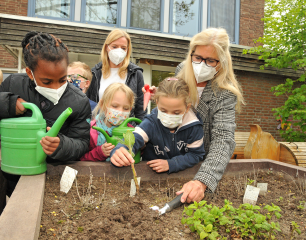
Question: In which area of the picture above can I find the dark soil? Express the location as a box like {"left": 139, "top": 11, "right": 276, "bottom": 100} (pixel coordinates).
{"left": 39, "top": 170, "right": 306, "bottom": 240}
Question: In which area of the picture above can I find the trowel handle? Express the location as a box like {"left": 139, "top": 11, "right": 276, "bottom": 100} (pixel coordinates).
{"left": 167, "top": 193, "right": 184, "bottom": 211}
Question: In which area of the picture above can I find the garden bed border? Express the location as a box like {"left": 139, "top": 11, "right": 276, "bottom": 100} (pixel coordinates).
{"left": 0, "top": 159, "right": 305, "bottom": 240}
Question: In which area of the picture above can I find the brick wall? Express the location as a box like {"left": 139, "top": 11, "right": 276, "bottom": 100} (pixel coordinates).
{"left": 0, "top": 0, "right": 28, "bottom": 69}
{"left": 235, "top": 70, "right": 287, "bottom": 141}
{"left": 0, "top": 0, "right": 28, "bottom": 16}
{"left": 0, "top": 46, "right": 18, "bottom": 68}
{"left": 239, "top": 0, "right": 265, "bottom": 47}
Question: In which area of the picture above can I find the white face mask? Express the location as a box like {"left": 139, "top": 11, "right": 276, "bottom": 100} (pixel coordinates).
{"left": 157, "top": 108, "right": 185, "bottom": 129}
{"left": 105, "top": 107, "right": 130, "bottom": 126}
{"left": 108, "top": 46, "right": 127, "bottom": 65}
{"left": 31, "top": 70, "right": 67, "bottom": 105}
{"left": 192, "top": 62, "right": 218, "bottom": 83}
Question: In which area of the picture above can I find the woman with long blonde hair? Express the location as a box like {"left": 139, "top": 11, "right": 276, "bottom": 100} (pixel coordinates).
{"left": 144, "top": 28, "right": 244, "bottom": 203}
{"left": 175, "top": 28, "right": 244, "bottom": 203}
{"left": 87, "top": 29, "right": 146, "bottom": 120}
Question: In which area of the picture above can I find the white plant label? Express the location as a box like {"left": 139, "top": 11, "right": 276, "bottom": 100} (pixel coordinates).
{"left": 60, "top": 166, "right": 78, "bottom": 194}
{"left": 257, "top": 183, "right": 268, "bottom": 196}
{"left": 243, "top": 185, "right": 260, "bottom": 205}
{"left": 130, "top": 177, "right": 141, "bottom": 197}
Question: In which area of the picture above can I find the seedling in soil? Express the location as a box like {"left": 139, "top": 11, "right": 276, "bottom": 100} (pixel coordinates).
{"left": 181, "top": 199, "right": 294, "bottom": 240}
{"left": 290, "top": 221, "right": 301, "bottom": 239}
{"left": 297, "top": 201, "right": 305, "bottom": 210}
{"left": 247, "top": 178, "right": 255, "bottom": 185}
{"left": 276, "top": 196, "right": 283, "bottom": 202}
{"left": 116, "top": 130, "right": 139, "bottom": 195}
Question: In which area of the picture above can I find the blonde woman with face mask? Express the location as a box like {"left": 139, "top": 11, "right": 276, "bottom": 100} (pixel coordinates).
{"left": 86, "top": 29, "right": 146, "bottom": 121}
{"left": 143, "top": 28, "right": 245, "bottom": 204}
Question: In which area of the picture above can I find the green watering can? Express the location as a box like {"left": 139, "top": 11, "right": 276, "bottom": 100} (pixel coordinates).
{"left": 92, "top": 117, "right": 142, "bottom": 163}
{"left": 0, "top": 102, "right": 72, "bottom": 175}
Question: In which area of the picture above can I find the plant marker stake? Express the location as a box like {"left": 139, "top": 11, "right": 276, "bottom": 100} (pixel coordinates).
{"left": 143, "top": 84, "right": 152, "bottom": 111}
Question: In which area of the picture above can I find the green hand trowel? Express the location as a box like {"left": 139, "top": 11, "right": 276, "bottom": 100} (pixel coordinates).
{"left": 0, "top": 102, "right": 72, "bottom": 175}
{"left": 92, "top": 117, "right": 142, "bottom": 163}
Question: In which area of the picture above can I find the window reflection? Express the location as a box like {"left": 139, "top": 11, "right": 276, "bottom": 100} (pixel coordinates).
{"left": 172, "top": 0, "right": 199, "bottom": 36}
{"left": 85, "top": 0, "right": 117, "bottom": 24}
{"left": 35, "top": 0, "right": 70, "bottom": 18}
{"left": 130, "top": 0, "right": 161, "bottom": 31}
{"left": 210, "top": 0, "right": 235, "bottom": 42}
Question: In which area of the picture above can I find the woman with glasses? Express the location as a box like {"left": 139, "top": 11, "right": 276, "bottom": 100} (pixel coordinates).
{"left": 86, "top": 29, "right": 146, "bottom": 120}
{"left": 175, "top": 28, "right": 244, "bottom": 203}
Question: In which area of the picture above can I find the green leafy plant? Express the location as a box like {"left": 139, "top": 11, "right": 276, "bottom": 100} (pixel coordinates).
{"left": 243, "top": 0, "right": 306, "bottom": 142}
{"left": 181, "top": 199, "right": 292, "bottom": 239}
{"left": 290, "top": 221, "right": 301, "bottom": 239}
{"left": 115, "top": 130, "right": 139, "bottom": 194}
{"left": 247, "top": 178, "right": 255, "bottom": 185}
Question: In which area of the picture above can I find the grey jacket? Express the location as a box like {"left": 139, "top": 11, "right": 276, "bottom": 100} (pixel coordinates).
{"left": 86, "top": 62, "right": 146, "bottom": 121}
{"left": 176, "top": 63, "right": 236, "bottom": 192}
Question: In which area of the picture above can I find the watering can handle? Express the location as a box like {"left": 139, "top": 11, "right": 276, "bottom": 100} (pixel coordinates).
{"left": 121, "top": 117, "right": 142, "bottom": 127}
{"left": 21, "top": 102, "right": 44, "bottom": 122}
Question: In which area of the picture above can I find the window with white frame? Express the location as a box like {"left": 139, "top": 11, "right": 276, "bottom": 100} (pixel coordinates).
{"left": 28, "top": 0, "right": 240, "bottom": 44}
{"left": 34, "top": 0, "right": 71, "bottom": 19}
{"left": 84, "top": 0, "right": 118, "bottom": 24}
{"left": 129, "top": 0, "right": 162, "bottom": 31}
{"left": 208, "top": 0, "right": 239, "bottom": 43}
{"left": 170, "top": 0, "right": 201, "bottom": 37}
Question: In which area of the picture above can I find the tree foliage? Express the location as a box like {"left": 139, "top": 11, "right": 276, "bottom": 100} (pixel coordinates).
{"left": 244, "top": 0, "right": 306, "bottom": 142}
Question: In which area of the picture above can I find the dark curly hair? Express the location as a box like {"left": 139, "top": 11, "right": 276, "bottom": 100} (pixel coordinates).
{"left": 21, "top": 31, "right": 69, "bottom": 71}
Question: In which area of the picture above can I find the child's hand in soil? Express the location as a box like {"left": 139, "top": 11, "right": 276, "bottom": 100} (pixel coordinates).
{"left": 101, "top": 143, "right": 115, "bottom": 157}
{"left": 147, "top": 159, "right": 169, "bottom": 173}
{"left": 111, "top": 147, "right": 134, "bottom": 167}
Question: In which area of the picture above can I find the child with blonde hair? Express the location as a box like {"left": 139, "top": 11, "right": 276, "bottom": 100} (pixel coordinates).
{"left": 110, "top": 78, "right": 205, "bottom": 173}
{"left": 81, "top": 83, "right": 135, "bottom": 161}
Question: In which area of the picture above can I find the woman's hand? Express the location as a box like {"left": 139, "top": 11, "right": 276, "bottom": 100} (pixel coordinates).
{"left": 110, "top": 147, "right": 134, "bottom": 167}
{"left": 176, "top": 180, "right": 207, "bottom": 203}
{"left": 40, "top": 127, "right": 60, "bottom": 155}
{"left": 141, "top": 86, "right": 157, "bottom": 100}
{"left": 101, "top": 143, "right": 115, "bottom": 156}
{"left": 16, "top": 98, "right": 27, "bottom": 115}
{"left": 147, "top": 159, "right": 169, "bottom": 173}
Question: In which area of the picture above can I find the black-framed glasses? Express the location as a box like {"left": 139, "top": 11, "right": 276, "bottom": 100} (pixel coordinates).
{"left": 191, "top": 54, "right": 219, "bottom": 67}
{"left": 67, "top": 74, "right": 88, "bottom": 81}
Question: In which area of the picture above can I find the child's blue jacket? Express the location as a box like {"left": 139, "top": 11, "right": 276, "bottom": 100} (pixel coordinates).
{"left": 110, "top": 108, "right": 205, "bottom": 173}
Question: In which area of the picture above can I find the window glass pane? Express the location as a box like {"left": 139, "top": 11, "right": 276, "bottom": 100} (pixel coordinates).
{"left": 3, "top": 73, "right": 13, "bottom": 81}
{"left": 130, "top": 0, "right": 161, "bottom": 31}
{"left": 35, "top": 0, "right": 70, "bottom": 18}
{"left": 150, "top": 70, "right": 175, "bottom": 110}
{"left": 85, "top": 0, "right": 117, "bottom": 24}
{"left": 210, "top": 0, "right": 235, "bottom": 42}
{"left": 172, "top": 0, "right": 199, "bottom": 36}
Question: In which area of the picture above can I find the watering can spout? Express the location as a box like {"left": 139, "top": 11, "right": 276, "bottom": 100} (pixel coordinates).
{"left": 92, "top": 126, "right": 114, "bottom": 144}
{"left": 46, "top": 107, "right": 73, "bottom": 137}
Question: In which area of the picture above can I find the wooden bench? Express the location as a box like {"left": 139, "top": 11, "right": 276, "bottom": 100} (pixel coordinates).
{"left": 279, "top": 142, "right": 306, "bottom": 167}
{"left": 231, "top": 132, "right": 250, "bottom": 159}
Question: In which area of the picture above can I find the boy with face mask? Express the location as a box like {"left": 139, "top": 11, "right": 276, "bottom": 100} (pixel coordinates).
{"left": 67, "top": 61, "right": 97, "bottom": 111}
